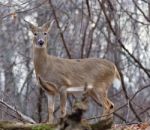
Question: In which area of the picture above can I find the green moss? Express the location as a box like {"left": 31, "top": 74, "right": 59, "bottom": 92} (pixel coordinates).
{"left": 91, "top": 117, "right": 113, "bottom": 130}
{"left": 32, "top": 124, "right": 54, "bottom": 130}
{"left": 0, "top": 121, "right": 16, "bottom": 128}
{"left": 81, "top": 120, "right": 92, "bottom": 130}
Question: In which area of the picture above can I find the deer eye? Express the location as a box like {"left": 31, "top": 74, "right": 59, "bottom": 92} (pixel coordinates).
{"left": 44, "top": 32, "right": 47, "bottom": 35}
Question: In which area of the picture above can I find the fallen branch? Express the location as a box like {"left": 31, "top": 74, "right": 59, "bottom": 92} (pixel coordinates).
{"left": 0, "top": 121, "right": 54, "bottom": 130}
{"left": 0, "top": 113, "right": 113, "bottom": 130}
{"left": 0, "top": 99, "right": 36, "bottom": 123}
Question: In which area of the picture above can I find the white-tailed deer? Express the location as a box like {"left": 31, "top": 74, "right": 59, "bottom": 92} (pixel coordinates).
{"left": 26, "top": 20, "right": 121, "bottom": 123}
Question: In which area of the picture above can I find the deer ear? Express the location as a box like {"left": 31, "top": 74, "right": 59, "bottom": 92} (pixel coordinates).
{"left": 42, "top": 20, "right": 55, "bottom": 32}
{"left": 24, "top": 20, "right": 37, "bottom": 33}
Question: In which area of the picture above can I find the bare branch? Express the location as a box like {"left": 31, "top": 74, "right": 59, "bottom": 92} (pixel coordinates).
{"left": 48, "top": 0, "right": 72, "bottom": 58}
{"left": 132, "top": 0, "right": 150, "bottom": 22}
{"left": 0, "top": 99, "right": 36, "bottom": 123}
{"left": 98, "top": 0, "right": 150, "bottom": 78}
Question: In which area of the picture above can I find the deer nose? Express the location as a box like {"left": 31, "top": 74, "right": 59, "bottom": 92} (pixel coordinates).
{"left": 37, "top": 39, "right": 44, "bottom": 46}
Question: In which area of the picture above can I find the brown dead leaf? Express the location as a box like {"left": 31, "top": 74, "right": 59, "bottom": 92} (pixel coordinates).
{"left": 112, "top": 123, "right": 150, "bottom": 130}
{"left": 145, "top": 126, "right": 150, "bottom": 130}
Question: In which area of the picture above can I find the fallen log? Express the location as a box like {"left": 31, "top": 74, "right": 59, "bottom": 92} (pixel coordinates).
{"left": 0, "top": 107, "right": 113, "bottom": 130}
{"left": 0, "top": 121, "right": 54, "bottom": 130}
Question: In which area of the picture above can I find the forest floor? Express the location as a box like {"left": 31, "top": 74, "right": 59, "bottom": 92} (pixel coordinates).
{"left": 0, "top": 121, "right": 150, "bottom": 130}
{"left": 111, "top": 123, "right": 150, "bottom": 130}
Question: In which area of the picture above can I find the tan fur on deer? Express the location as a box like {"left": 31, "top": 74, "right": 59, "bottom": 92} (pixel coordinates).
{"left": 26, "top": 20, "right": 121, "bottom": 123}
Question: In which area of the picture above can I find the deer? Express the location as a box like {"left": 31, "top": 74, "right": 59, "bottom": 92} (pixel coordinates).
{"left": 26, "top": 20, "right": 121, "bottom": 123}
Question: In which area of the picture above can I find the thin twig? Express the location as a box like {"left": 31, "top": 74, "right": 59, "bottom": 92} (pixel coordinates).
{"left": 48, "top": 0, "right": 71, "bottom": 58}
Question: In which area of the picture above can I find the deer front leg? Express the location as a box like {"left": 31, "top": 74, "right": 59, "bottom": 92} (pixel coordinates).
{"left": 47, "top": 95, "right": 55, "bottom": 123}
{"left": 60, "top": 88, "right": 67, "bottom": 118}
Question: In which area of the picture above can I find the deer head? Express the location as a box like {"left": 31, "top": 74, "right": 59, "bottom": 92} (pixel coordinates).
{"left": 26, "top": 20, "right": 54, "bottom": 48}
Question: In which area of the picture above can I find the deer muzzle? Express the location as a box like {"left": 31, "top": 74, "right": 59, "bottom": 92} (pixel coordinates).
{"left": 37, "top": 39, "right": 44, "bottom": 46}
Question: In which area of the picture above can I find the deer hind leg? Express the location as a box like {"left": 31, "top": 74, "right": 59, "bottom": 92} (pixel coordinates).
{"left": 47, "top": 95, "right": 55, "bottom": 123}
{"left": 91, "top": 87, "right": 114, "bottom": 120}
{"left": 106, "top": 98, "right": 114, "bottom": 113}
{"left": 98, "top": 87, "right": 114, "bottom": 120}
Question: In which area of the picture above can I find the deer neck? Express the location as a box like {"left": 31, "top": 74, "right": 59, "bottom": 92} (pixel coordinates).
{"left": 33, "top": 47, "right": 49, "bottom": 75}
